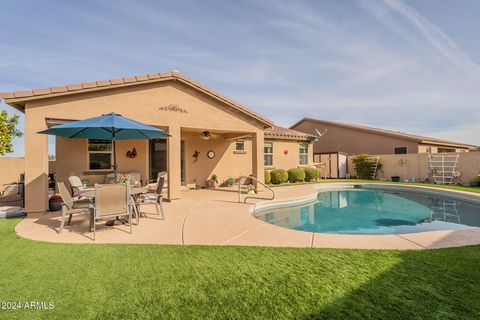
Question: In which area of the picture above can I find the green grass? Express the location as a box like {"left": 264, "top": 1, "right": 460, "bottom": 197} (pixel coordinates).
{"left": 270, "top": 179, "right": 480, "bottom": 193}
{"left": 1, "top": 219, "right": 480, "bottom": 319}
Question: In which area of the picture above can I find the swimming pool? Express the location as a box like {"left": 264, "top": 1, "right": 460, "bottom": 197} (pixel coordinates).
{"left": 254, "top": 185, "right": 480, "bottom": 235}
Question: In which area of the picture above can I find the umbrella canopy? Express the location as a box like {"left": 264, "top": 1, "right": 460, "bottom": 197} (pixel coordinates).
{"left": 39, "top": 113, "right": 169, "bottom": 175}
{"left": 39, "top": 112, "right": 169, "bottom": 140}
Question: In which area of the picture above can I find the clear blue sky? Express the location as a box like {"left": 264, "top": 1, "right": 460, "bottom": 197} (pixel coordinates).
{"left": 1, "top": 0, "right": 479, "bottom": 157}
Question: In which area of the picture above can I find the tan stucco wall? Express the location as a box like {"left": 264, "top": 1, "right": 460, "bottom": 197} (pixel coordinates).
{"left": 265, "top": 140, "right": 313, "bottom": 170}
{"left": 0, "top": 157, "right": 25, "bottom": 186}
{"left": 23, "top": 80, "right": 267, "bottom": 212}
{"left": 55, "top": 137, "right": 148, "bottom": 189}
{"left": 292, "top": 120, "right": 420, "bottom": 155}
{"left": 347, "top": 152, "right": 480, "bottom": 184}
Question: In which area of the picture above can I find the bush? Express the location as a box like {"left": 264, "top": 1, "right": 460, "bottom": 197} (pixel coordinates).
{"left": 287, "top": 168, "right": 306, "bottom": 183}
{"left": 270, "top": 169, "right": 288, "bottom": 184}
{"left": 303, "top": 167, "right": 320, "bottom": 181}
{"left": 351, "top": 154, "right": 382, "bottom": 180}
{"left": 264, "top": 170, "right": 271, "bottom": 184}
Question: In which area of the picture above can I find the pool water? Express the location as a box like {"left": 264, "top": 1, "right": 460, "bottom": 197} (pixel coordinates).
{"left": 255, "top": 188, "right": 480, "bottom": 234}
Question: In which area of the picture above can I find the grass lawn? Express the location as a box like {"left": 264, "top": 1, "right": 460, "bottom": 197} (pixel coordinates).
{"left": 270, "top": 179, "right": 480, "bottom": 193}
{"left": 1, "top": 218, "right": 480, "bottom": 319}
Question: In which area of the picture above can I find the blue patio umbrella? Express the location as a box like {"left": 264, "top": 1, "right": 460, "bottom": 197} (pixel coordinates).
{"left": 39, "top": 113, "right": 169, "bottom": 176}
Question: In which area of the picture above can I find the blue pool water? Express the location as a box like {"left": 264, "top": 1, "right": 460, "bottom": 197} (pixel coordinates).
{"left": 255, "top": 187, "right": 480, "bottom": 234}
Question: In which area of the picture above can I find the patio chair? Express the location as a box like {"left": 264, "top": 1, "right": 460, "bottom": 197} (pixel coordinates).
{"left": 138, "top": 177, "right": 165, "bottom": 219}
{"left": 93, "top": 183, "right": 132, "bottom": 240}
{"left": 146, "top": 171, "right": 167, "bottom": 192}
{"left": 57, "top": 182, "right": 92, "bottom": 234}
{"left": 68, "top": 176, "right": 94, "bottom": 199}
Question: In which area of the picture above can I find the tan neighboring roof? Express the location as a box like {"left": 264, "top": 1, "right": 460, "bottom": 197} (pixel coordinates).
{"left": 265, "top": 126, "right": 316, "bottom": 141}
{"left": 291, "top": 117, "right": 476, "bottom": 148}
{"left": 0, "top": 71, "right": 273, "bottom": 128}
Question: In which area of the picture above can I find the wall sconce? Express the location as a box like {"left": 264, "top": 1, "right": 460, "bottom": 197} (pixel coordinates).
{"left": 126, "top": 148, "right": 137, "bottom": 158}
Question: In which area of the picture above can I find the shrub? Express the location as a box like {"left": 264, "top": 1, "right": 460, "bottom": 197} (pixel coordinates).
{"left": 264, "top": 170, "right": 271, "bottom": 184}
{"left": 303, "top": 167, "right": 320, "bottom": 181}
{"left": 287, "top": 168, "right": 306, "bottom": 183}
{"left": 270, "top": 169, "right": 288, "bottom": 184}
{"left": 351, "top": 154, "right": 382, "bottom": 180}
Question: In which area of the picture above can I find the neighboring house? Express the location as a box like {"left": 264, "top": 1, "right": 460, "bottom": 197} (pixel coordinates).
{"left": 291, "top": 117, "right": 475, "bottom": 156}
{"left": 0, "top": 71, "right": 315, "bottom": 213}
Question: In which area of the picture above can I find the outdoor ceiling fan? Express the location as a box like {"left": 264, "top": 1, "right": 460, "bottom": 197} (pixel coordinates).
{"left": 201, "top": 130, "right": 220, "bottom": 140}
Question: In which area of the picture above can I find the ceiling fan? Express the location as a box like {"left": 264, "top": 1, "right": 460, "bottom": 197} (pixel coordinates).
{"left": 201, "top": 130, "right": 220, "bottom": 140}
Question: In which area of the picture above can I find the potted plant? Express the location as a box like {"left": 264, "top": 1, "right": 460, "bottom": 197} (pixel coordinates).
{"left": 226, "top": 176, "right": 236, "bottom": 187}
{"left": 113, "top": 175, "right": 132, "bottom": 184}
{"left": 49, "top": 194, "right": 63, "bottom": 212}
{"left": 81, "top": 178, "right": 90, "bottom": 188}
{"left": 206, "top": 174, "right": 219, "bottom": 189}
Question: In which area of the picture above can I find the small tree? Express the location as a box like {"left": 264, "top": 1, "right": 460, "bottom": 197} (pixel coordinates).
{"left": 0, "top": 110, "right": 22, "bottom": 156}
{"left": 351, "top": 154, "right": 382, "bottom": 180}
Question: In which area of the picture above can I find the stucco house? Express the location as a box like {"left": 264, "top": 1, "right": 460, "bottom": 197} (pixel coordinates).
{"left": 0, "top": 71, "right": 315, "bottom": 213}
{"left": 291, "top": 117, "right": 475, "bottom": 156}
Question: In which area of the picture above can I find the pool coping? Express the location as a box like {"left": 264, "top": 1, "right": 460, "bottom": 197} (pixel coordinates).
{"left": 248, "top": 183, "right": 480, "bottom": 249}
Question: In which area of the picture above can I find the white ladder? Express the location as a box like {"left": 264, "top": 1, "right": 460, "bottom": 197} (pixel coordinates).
{"left": 428, "top": 153, "right": 460, "bottom": 185}
{"left": 370, "top": 157, "right": 380, "bottom": 180}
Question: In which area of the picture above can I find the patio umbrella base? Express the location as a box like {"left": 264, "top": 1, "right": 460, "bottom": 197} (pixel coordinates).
{"left": 106, "top": 217, "right": 127, "bottom": 226}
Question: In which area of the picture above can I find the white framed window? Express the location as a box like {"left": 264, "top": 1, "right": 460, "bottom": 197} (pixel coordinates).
{"left": 88, "top": 139, "right": 113, "bottom": 170}
{"left": 299, "top": 143, "right": 308, "bottom": 165}
{"left": 264, "top": 142, "right": 273, "bottom": 166}
{"left": 235, "top": 140, "right": 245, "bottom": 152}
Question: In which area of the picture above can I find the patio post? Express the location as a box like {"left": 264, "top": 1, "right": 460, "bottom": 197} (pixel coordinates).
{"left": 252, "top": 131, "right": 265, "bottom": 192}
{"left": 25, "top": 110, "right": 49, "bottom": 213}
{"left": 167, "top": 125, "right": 181, "bottom": 200}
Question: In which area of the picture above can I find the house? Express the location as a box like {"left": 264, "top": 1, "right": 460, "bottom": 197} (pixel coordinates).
{"left": 0, "top": 71, "right": 315, "bottom": 213}
{"left": 291, "top": 117, "right": 475, "bottom": 156}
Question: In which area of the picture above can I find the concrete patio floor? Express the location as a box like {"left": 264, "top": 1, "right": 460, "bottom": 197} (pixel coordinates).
{"left": 15, "top": 183, "right": 480, "bottom": 249}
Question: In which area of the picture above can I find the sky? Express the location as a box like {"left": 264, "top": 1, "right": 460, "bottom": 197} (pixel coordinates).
{"left": 1, "top": 0, "right": 479, "bottom": 157}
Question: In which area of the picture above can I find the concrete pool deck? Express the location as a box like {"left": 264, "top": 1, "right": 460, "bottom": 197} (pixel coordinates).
{"left": 14, "top": 183, "right": 480, "bottom": 249}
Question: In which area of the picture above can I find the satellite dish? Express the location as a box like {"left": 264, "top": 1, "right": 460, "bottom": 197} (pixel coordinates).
{"left": 315, "top": 128, "right": 328, "bottom": 138}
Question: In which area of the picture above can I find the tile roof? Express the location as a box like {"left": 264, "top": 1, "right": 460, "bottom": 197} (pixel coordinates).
{"left": 0, "top": 71, "right": 273, "bottom": 128}
{"left": 291, "top": 117, "right": 476, "bottom": 148}
{"left": 265, "top": 126, "right": 316, "bottom": 141}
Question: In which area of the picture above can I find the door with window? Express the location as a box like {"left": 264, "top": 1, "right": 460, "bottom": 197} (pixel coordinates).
{"left": 149, "top": 139, "right": 186, "bottom": 185}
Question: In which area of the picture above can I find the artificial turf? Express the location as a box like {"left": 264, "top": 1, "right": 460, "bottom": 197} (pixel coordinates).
{"left": 0, "top": 218, "right": 479, "bottom": 319}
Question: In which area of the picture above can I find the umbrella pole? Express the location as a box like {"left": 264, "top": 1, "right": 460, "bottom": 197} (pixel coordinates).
{"left": 113, "top": 139, "right": 117, "bottom": 179}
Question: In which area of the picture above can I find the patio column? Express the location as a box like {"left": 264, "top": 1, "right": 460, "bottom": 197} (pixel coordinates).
{"left": 24, "top": 108, "right": 49, "bottom": 213}
{"left": 167, "top": 125, "right": 181, "bottom": 200}
{"left": 252, "top": 131, "right": 265, "bottom": 192}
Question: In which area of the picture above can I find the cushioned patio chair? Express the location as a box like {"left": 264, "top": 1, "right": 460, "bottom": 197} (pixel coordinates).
{"left": 68, "top": 176, "right": 94, "bottom": 199}
{"left": 57, "top": 182, "right": 92, "bottom": 234}
{"left": 138, "top": 177, "right": 165, "bottom": 219}
{"left": 93, "top": 183, "right": 132, "bottom": 240}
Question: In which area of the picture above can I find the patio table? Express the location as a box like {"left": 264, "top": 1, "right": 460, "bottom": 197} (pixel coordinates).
{"left": 81, "top": 186, "right": 147, "bottom": 230}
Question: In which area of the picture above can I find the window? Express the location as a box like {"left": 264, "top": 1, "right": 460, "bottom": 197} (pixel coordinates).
{"left": 88, "top": 139, "right": 113, "bottom": 170}
{"left": 235, "top": 140, "right": 245, "bottom": 152}
{"left": 264, "top": 142, "right": 273, "bottom": 166}
{"left": 394, "top": 147, "right": 407, "bottom": 154}
{"left": 299, "top": 143, "right": 308, "bottom": 165}
{"left": 438, "top": 148, "right": 455, "bottom": 153}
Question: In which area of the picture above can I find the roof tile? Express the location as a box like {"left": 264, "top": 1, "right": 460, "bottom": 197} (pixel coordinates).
{"left": 135, "top": 75, "right": 149, "bottom": 81}
{"left": 123, "top": 77, "right": 136, "bottom": 83}
{"left": 50, "top": 86, "right": 68, "bottom": 93}
{"left": 81, "top": 82, "right": 97, "bottom": 89}
{"left": 67, "top": 84, "right": 83, "bottom": 91}
{"left": 147, "top": 73, "right": 160, "bottom": 80}
{"left": 0, "top": 92, "right": 15, "bottom": 99}
{"left": 265, "top": 126, "right": 315, "bottom": 141}
{"left": 14, "top": 91, "right": 34, "bottom": 98}
{"left": 32, "top": 88, "right": 52, "bottom": 95}
{"left": 96, "top": 80, "right": 111, "bottom": 87}
{"left": 110, "top": 78, "right": 124, "bottom": 85}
